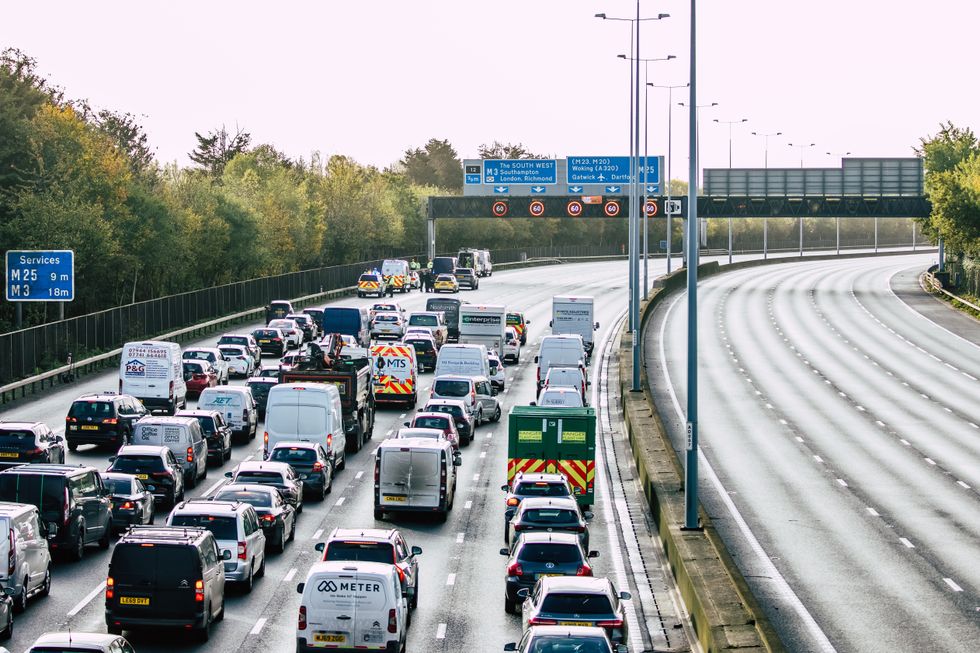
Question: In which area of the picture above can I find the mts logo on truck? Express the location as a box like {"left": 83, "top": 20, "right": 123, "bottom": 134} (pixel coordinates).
{"left": 318, "top": 580, "right": 381, "bottom": 592}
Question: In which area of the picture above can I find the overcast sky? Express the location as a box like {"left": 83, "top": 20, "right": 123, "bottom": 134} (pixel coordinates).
{"left": 3, "top": 1, "right": 976, "bottom": 181}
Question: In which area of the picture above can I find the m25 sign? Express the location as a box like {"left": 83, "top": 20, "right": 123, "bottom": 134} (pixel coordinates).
{"left": 5, "top": 250, "right": 75, "bottom": 302}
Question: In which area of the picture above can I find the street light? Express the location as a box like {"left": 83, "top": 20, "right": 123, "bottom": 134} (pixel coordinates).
{"left": 713, "top": 118, "right": 747, "bottom": 264}
{"left": 751, "top": 130, "right": 781, "bottom": 259}
{"left": 787, "top": 142, "right": 817, "bottom": 168}
{"left": 678, "top": 101, "right": 717, "bottom": 263}
{"left": 825, "top": 150, "right": 851, "bottom": 255}
{"left": 621, "top": 54, "right": 677, "bottom": 295}
{"left": 649, "top": 82, "right": 689, "bottom": 274}
{"left": 751, "top": 130, "right": 782, "bottom": 169}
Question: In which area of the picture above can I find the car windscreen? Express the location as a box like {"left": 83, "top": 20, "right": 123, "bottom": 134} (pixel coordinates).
{"left": 266, "top": 405, "right": 327, "bottom": 437}
{"left": 67, "top": 400, "right": 113, "bottom": 418}
{"left": 269, "top": 447, "right": 317, "bottom": 464}
{"left": 191, "top": 416, "right": 216, "bottom": 434}
{"left": 111, "top": 456, "right": 165, "bottom": 473}
{"left": 527, "top": 635, "right": 610, "bottom": 653}
{"left": 213, "top": 490, "right": 272, "bottom": 507}
{"left": 170, "top": 514, "right": 238, "bottom": 540}
{"left": 433, "top": 379, "right": 469, "bottom": 397}
{"left": 515, "top": 482, "right": 570, "bottom": 498}
{"left": 183, "top": 362, "right": 206, "bottom": 375}
{"left": 235, "top": 471, "right": 285, "bottom": 483}
{"left": 374, "top": 314, "right": 399, "bottom": 322}
{"left": 219, "top": 346, "right": 246, "bottom": 358}
{"left": 246, "top": 382, "right": 273, "bottom": 400}
{"left": 0, "top": 474, "right": 67, "bottom": 521}
{"left": 111, "top": 543, "right": 201, "bottom": 584}
{"left": 413, "top": 416, "right": 450, "bottom": 431}
{"left": 183, "top": 350, "right": 215, "bottom": 362}
{"left": 517, "top": 543, "right": 582, "bottom": 564}
{"left": 539, "top": 592, "right": 613, "bottom": 615}
{"left": 253, "top": 330, "right": 279, "bottom": 338}
{"left": 410, "top": 315, "right": 437, "bottom": 326}
{"left": 218, "top": 336, "right": 248, "bottom": 347}
{"left": 521, "top": 508, "right": 579, "bottom": 524}
{"left": 325, "top": 541, "right": 394, "bottom": 564}
{"left": 103, "top": 477, "right": 134, "bottom": 495}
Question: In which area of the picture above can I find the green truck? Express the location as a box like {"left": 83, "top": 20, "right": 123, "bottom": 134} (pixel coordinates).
{"left": 507, "top": 405, "right": 597, "bottom": 508}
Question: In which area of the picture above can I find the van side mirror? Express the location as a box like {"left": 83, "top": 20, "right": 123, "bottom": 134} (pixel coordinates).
{"left": 549, "top": 320, "right": 553, "bottom": 327}
{"left": 500, "top": 484, "right": 509, "bottom": 492}
{"left": 616, "top": 645, "right": 629, "bottom": 653}
{"left": 108, "top": 456, "right": 116, "bottom": 462}
{"left": 619, "top": 591, "right": 632, "bottom": 600}
{"left": 2, "top": 587, "right": 15, "bottom": 597}
{"left": 221, "top": 549, "right": 233, "bottom": 560}
{"left": 45, "top": 522, "right": 58, "bottom": 540}
{"left": 516, "top": 588, "right": 529, "bottom": 599}
{"left": 529, "top": 401, "right": 536, "bottom": 407}
{"left": 453, "top": 454, "right": 462, "bottom": 467}
{"left": 499, "top": 548, "right": 509, "bottom": 556}
{"left": 594, "top": 322, "right": 600, "bottom": 330}
{"left": 533, "top": 356, "right": 539, "bottom": 364}
{"left": 314, "top": 542, "right": 325, "bottom": 553}
{"left": 296, "top": 582, "right": 305, "bottom": 594}
{"left": 583, "top": 511, "right": 594, "bottom": 520}
{"left": 588, "top": 550, "right": 600, "bottom": 558}
{"left": 491, "top": 388, "right": 498, "bottom": 396}
{"left": 224, "top": 472, "right": 233, "bottom": 478}
{"left": 526, "top": 320, "right": 531, "bottom": 325}
{"left": 504, "top": 645, "right": 518, "bottom": 652}
{"left": 411, "top": 545, "right": 422, "bottom": 556}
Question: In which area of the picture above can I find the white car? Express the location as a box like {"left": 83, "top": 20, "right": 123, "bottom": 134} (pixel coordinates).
{"left": 404, "top": 326, "right": 434, "bottom": 340}
{"left": 24, "top": 632, "right": 136, "bottom": 653}
{"left": 218, "top": 344, "right": 255, "bottom": 377}
{"left": 534, "top": 385, "right": 585, "bottom": 408}
{"left": 369, "top": 302, "right": 404, "bottom": 318}
{"left": 371, "top": 312, "right": 405, "bottom": 339}
{"left": 544, "top": 366, "right": 588, "bottom": 406}
{"left": 268, "top": 319, "right": 302, "bottom": 349}
{"left": 503, "top": 326, "right": 521, "bottom": 363}
{"left": 182, "top": 347, "right": 231, "bottom": 384}
{"left": 488, "top": 351, "right": 506, "bottom": 391}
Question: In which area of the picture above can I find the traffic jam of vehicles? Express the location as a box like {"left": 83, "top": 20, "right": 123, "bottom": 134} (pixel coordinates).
{"left": 0, "top": 253, "right": 631, "bottom": 653}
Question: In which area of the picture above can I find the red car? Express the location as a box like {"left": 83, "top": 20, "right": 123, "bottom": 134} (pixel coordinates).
{"left": 405, "top": 412, "right": 460, "bottom": 451}
{"left": 182, "top": 360, "right": 217, "bottom": 397}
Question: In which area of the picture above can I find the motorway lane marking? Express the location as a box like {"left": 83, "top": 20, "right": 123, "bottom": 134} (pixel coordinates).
{"left": 464, "top": 500, "right": 472, "bottom": 509}
{"left": 472, "top": 473, "right": 479, "bottom": 481}
{"left": 943, "top": 578, "right": 964, "bottom": 592}
{"left": 386, "top": 430, "right": 393, "bottom": 437}
{"left": 312, "top": 528, "right": 324, "bottom": 540}
{"left": 970, "top": 423, "right": 979, "bottom": 429}
{"left": 455, "top": 533, "right": 465, "bottom": 543}
{"left": 866, "top": 507, "right": 880, "bottom": 517}
{"left": 335, "top": 497, "right": 346, "bottom": 506}
{"left": 355, "top": 471, "right": 364, "bottom": 479}
{"left": 659, "top": 293, "right": 839, "bottom": 653}
{"left": 945, "top": 363, "right": 959, "bottom": 371}
{"left": 68, "top": 581, "right": 106, "bottom": 617}
{"left": 856, "top": 405, "right": 866, "bottom": 412}
{"left": 900, "top": 439, "right": 911, "bottom": 446}
{"left": 436, "top": 623, "right": 447, "bottom": 639}
{"left": 250, "top": 617, "right": 267, "bottom": 635}
{"left": 795, "top": 437, "right": 805, "bottom": 443}
{"left": 399, "top": 413, "right": 406, "bottom": 419}
{"left": 836, "top": 479, "right": 848, "bottom": 487}
{"left": 899, "top": 538, "right": 915, "bottom": 549}
{"left": 243, "top": 454, "right": 254, "bottom": 462}
{"left": 445, "top": 574, "right": 456, "bottom": 586}
{"left": 875, "top": 421, "right": 886, "bottom": 427}
{"left": 924, "top": 458, "right": 937, "bottom": 466}
{"left": 956, "top": 480, "right": 971, "bottom": 489}
{"left": 813, "top": 455, "right": 824, "bottom": 463}
{"left": 964, "top": 373, "right": 978, "bottom": 381}
{"left": 479, "top": 451, "right": 487, "bottom": 458}
{"left": 284, "top": 567, "right": 298, "bottom": 582}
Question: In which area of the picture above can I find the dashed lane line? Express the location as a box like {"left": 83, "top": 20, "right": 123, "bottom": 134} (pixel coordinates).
{"left": 68, "top": 581, "right": 106, "bottom": 617}
{"left": 250, "top": 617, "right": 267, "bottom": 635}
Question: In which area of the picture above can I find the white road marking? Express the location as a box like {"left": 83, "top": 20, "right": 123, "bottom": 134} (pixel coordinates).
{"left": 284, "top": 568, "right": 297, "bottom": 582}
{"left": 243, "top": 454, "right": 254, "bottom": 462}
{"left": 795, "top": 436, "right": 804, "bottom": 443}
{"left": 335, "top": 497, "right": 346, "bottom": 506}
{"left": 943, "top": 578, "right": 963, "bottom": 592}
{"left": 445, "top": 573, "right": 456, "bottom": 586}
{"left": 479, "top": 451, "right": 487, "bottom": 459}
{"left": 899, "top": 537, "right": 915, "bottom": 549}
{"left": 963, "top": 373, "right": 978, "bottom": 381}
{"left": 779, "top": 419, "right": 788, "bottom": 425}
{"left": 970, "top": 423, "right": 979, "bottom": 429}
{"left": 856, "top": 405, "right": 866, "bottom": 412}
{"left": 836, "top": 478, "right": 848, "bottom": 487}
{"left": 945, "top": 363, "right": 958, "bottom": 371}
{"left": 312, "top": 528, "right": 323, "bottom": 540}
{"left": 250, "top": 617, "right": 267, "bottom": 635}
{"left": 464, "top": 500, "right": 472, "bottom": 509}
{"left": 436, "top": 623, "right": 447, "bottom": 639}
{"left": 472, "top": 473, "right": 480, "bottom": 481}
{"left": 456, "top": 533, "right": 465, "bottom": 543}
{"left": 875, "top": 420, "right": 885, "bottom": 427}
{"left": 399, "top": 413, "right": 406, "bottom": 419}
{"left": 957, "top": 480, "right": 971, "bottom": 489}
{"left": 924, "top": 458, "right": 936, "bottom": 466}
{"left": 866, "top": 507, "right": 880, "bottom": 517}
{"left": 355, "top": 471, "right": 364, "bottom": 480}
{"left": 814, "top": 455, "right": 824, "bottom": 463}
{"left": 68, "top": 581, "right": 106, "bottom": 617}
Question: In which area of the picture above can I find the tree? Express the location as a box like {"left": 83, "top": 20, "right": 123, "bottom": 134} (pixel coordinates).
{"left": 477, "top": 141, "right": 547, "bottom": 160}
{"left": 400, "top": 138, "right": 462, "bottom": 191}
{"left": 188, "top": 125, "right": 251, "bottom": 176}
{"left": 917, "top": 122, "right": 977, "bottom": 175}
{"left": 95, "top": 110, "right": 156, "bottom": 178}
{"left": 926, "top": 153, "right": 980, "bottom": 258}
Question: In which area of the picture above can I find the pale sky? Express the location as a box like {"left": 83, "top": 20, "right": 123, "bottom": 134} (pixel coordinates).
{"left": 2, "top": 1, "right": 976, "bottom": 181}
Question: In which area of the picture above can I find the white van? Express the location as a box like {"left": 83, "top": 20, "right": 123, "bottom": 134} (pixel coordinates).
{"left": 198, "top": 386, "right": 258, "bottom": 444}
{"left": 374, "top": 438, "right": 460, "bottom": 522}
{"left": 458, "top": 304, "right": 507, "bottom": 354}
{"left": 535, "top": 335, "right": 588, "bottom": 392}
{"left": 434, "top": 344, "right": 490, "bottom": 379}
{"left": 131, "top": 416, "right": 208, "bottom": 487}
{"left": 295, "top": 561, "right": 407, "bottom": 653}
{"left": 119, "top": 341, "right": 187, "bottom": 414}
{"left": 264, "top": 383, "right": 346, "bottom": 471}
{"left": 0, "top": 502, "right": 51, "bottom": 612}
{"left": 381, "top": 259, "right": 411, "bottom": 293}
{"left": 370, "top": 343, "right": 418, "bottom": 408}
{"left": 551, "top": 296, "right": 599, "bottom": 355}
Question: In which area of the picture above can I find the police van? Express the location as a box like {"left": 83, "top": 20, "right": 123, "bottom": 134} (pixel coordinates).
{"left": 295, "top": 560, "right": 408, "bottom": 653}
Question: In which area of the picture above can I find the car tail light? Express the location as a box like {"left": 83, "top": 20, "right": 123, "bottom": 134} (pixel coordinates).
{"left": 506, "top": 498, "right": 519, "bottom": 506}
{"left": 576, "top": 564, "right": 593, "bottom": 576}
{"left": 312, "top": 461, "right": 324, "bottom": 472}
{"left": 387, "top": 608, "right": 397, "bottom": 634}
{"left": 264, "top": 432, "right": 269, "bottom": 445}
{"left": 186, "top": 446, "right": 193, "bottom": 463}
{"left": 120, "top": 501, "right": 134, "bottom": 510}
{"left": 103, "top": 417, "right": 118, "bottom": 424}
{"left": 298, "top": 605, "right": 307, "bottom": 630}
{"left": 374, "top": 458, "right": 380, "bottom": 486}
{"left": 327, "top": 433, "right": 333, "bottom": 449}
{"left": 273, "top": 338, "right": 281, "bottom": 342}
{"left": 66, "top": 417, "right": 77, "bottom": 423}
{"left": 7, "top": 529, "right": 15, "bottom": 575}
{"left": 597, "top": 619, "right": 624, "bottom": 628}
{"left": 395, "top": 565, "right": 405, "bottom": 583}
{"left": 506, "top": 562, "right": 523, "bottom": 577}
{"left": 573, "top": 525, "right": 586, "bottom": 533}
{"left": 25, "top": 447, "right": 44, "bottom": 458}
{"left": 512, "top": 524, "right": 524, "bottom": 532}
{"left": 105, "top": 576, "right": 115, "bottom": 600}
{"left": 237, "top": 541, "right": 247, "bottom": 561}
{"left": 151, "top": 471, "right": 171, "bottom": 479}
{"left": 195, "top": 579, "right": 205, "bottom": 602}
{"left": 528, "top": 617, "right": 558, "bottom": 626}
{"left": 118, "top": 380, "right": 123, "bottom": 393}
{"left": 261, "top": 514, "right": 275, "bottom": 523}
{"left": 169, "top": 380, "right": 174, "bottom": 396}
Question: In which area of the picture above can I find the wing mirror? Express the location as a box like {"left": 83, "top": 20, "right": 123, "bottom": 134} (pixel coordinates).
{"left": 296, "top": 582, "right": 305, "bottom": 594}
{"left": 500, "top": 484, "right": 509, "bottom": 492}
{"left": 314, "top": 542, "right": 325, "bottom": 553}
{"left": 504, "top": 645, "right": 518, "bottom": 652}
{"left": 499, "top": 548, "right": 509, "bottom": 556}
{"left": 594, "top": 322, "right": 600, "bottom": 330}
{"left": 529, "top": 401, "right": 536, "bottom": 407}
{"left": 221, "top": 549, "right": 233, "bottom": 560}
{"left": 453, "top": 453, "right": 462, "bottom": 467}
{"left": 616, "top": 645, "right": 629, "bottom": 653}
{"left": 533, "top": 355, "right": 539, "bottom": 363}
{"left": 619, "top": 591, "right": 632, "bottom": 600}
{"left": 583, "top": 511, "right": 594, "bottom": 520}
{"left": 411, "top": 545, "right": 422, "bottom": 556}
{"left": 588, "top": 550, "right": 600, "bottom": 558}
{"left": 403, "top": 422, "right": 410, "bottom": 427}
{"left": 224, "top": 471, "right": 233, "bottom": 478}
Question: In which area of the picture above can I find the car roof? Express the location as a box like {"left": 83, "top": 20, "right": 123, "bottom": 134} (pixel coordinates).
{"left": 516, "top": 532, "right": 581, "bottom": 545}
{"left": 425, "top": 398, "right": 467, "bottom": 408}
{"left": 541, "top": 386, "right": 580, "bottom": 394}
{"left": 525, "top": 624, "right": 611, "bottom": 639}
{"left": 119, "top": 525, "right": 211, "bottom": 544}
{"left": 514, "top": 473, "right": 568, "bottom": 484}
{"left": 184, "top": 346, "right": 222, "bottom": 354}
{"left": 433, "top": 374, "right": 475, "bottom": 382}
{"left": 328, "top": 527, "right": 397, "bottom": 542}
{"left": 518, "top": 497, "right": 580, "bottom": 510}
{"left": 217, "top": 483, "right": 280, "bottom": 495}
{"left": 117, "top": 445, "right": 170, "bottom": 457}
{"left": 0, "top": 463, "right": 93, "bottom": 476}
{"left": 32, "top": 632, "right": 125, "bottom": 647}
{"left": 270, "top": 440, "right": 322, "bottom": 450}
{"left": 378, "top": 437, "right": 450, "bottom": 451}
{"left": 412, "top": 412, "right": 452, "bottom": 421}
{"left": 101, "top": 472, "right": 142, "bottom": 482}
{"left": 236, "top": 461, "right": 291, "bottom": 473}
{"left": 175, "top": 409, "right": 221, "bottom": 419}
{"left": 136, "top": 415, "right": 198, "bottom": 426}
{"left": 397, "top": 428, "right": 445, "bottom": 438}
{"left": 0, "top": 421, "right": 42, "bottom": 430}
{"left": 309, "top": 560, "right": 396, "bottom": 577}
{"left": 219, "top": 333, "right": 251, "bottom": 339}
{"left": 537, "top": 575, "right": 612, "bottom": 594}
{"left": 172, "top": 499, "right": 247, "bottom": 515}
{"left": 74, "top": 392, "right": 127, "bottom": 401}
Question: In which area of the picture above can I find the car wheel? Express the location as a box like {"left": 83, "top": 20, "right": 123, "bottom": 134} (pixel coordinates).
{"left": 296, "top": 499, "right": 303, "bottom": 514}
{"left": 68, "top": 442, "right": 78, "bottom": 452}
{"left": 107, "top": 624, "right": 122, "bottom": 635}
{"left": 410, "top": 582, "right": 419, "bottom": 610}
{"left": 70, "top": 522, "right": 85, "bottom": 561}
{"left": 39, "top": 568, "right": 51, "bottom": 597}
{"left": 225, "top": 442, "right": 232, "bottom": 461}
{"left": 98, "top": 523, "right": 111, "bottom": 549}
{"left": 274, "top": 527, "right": 286, "bottom": 553}
{"left": 374, "top": 508, "right": 384, "bottom": 521}
{"left": 13, "top": 579, "right": 28, "bottom": 613}
{"left": 148, "top": 510, "right": 155, "bottom": 525}
{"left": 216, "top": 598, "right": 225, "bottom": 621}
{"left": 196, "top": 609, "right": 211, "bottom": 642}
{"left": 288, "top": 519, "right": 296, "bottom": 542}
{"left": 242, "top": 563, "right": 254, "bottom": 593}
{"left": 504, "top": 597, "right": 518, "bottom": 614}
{"left": 493, "top": 405, "right": 502, "bottom": 422}
{"left": 337, "top": 452, "right": 346, "bottom": 471}
{"left": 0, "top": 609, "right": 11, "bottom": 640}
{"left": 256, "top": 554, "right": 266, "bottom": 578}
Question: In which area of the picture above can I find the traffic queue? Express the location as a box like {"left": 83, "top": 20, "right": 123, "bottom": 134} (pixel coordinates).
{"left": 0, "top": 251, "right": 629, "bottom": 653}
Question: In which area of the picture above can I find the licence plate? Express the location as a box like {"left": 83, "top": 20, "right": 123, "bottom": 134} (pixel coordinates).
{"left": 537, "top": 573, "right": 563, "bottom": 578}
{"left": 314, "top": 633, "right": 346, "bottom": 643}
{"left": 259, "top": 339, "right": 270, "bottom": 343}
{"left": 135, "top": 474, "right": 149, "bottom": 480}
{"left": 119, "top": 596, "right": 150, "bottom": 606}
{"left": 81, "top": 425, "right": 100, "bottom": 430}
{"left": 0, "top": 452, "right": 18, "bottom": 458}
{"left": 383, "top": 495, "right": 407, "bottom": 502}
{"left": 559, "top": 621, "right": 593, "bottom": 626}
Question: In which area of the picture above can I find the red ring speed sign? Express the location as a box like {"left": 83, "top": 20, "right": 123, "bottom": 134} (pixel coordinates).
{"left": 566, "top": 200, "right": 583, "bottom": 217}
{"left": 645, "top": 200, "right": 659, "bottom": 216}
{"left": 529, "top": 200, "right": 545, "bottom": 217}
{"left": 604, "top": 201, "right": 621, "bottom": 217}
{"left": 492, "top": 201, "right": 509, "bottom": 217}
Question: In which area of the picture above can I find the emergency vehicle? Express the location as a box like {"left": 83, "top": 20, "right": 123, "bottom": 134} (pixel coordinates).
{"left": 370, "top": 343, "right": 418, "bottom": 407}
{"left": 357, "top": 273, "right": 386, "bottom": 298}
{"left": 381, "top": 259, "right": 411, "bottom": 294}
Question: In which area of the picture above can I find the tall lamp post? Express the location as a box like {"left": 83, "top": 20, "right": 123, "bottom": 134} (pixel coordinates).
{"left": 678, "top": 101, "right": 718, "bottom": 263}
{"left": 751, "top": 130, "right": 781, "bottom": 258}
{"left": 596, "top": 8, "right": 670, "bottom": 393}
{"left": 787, "top": 142, "right": 816, "bottom": 255}
{"left": 649, "top": 82, "right": 689, "bottom": 274}
{"left": 714, "top": 117, "right": 748, "bottom": 263}
{"left": 621, "top": 53, "right": 677, "bottom": 296}
{"left": 826, "top": 150, "right": 851, "bottom": 255}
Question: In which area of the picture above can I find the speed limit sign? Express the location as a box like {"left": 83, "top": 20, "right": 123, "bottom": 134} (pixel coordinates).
{"left": 492, "top": 201, "right": 509, "bottom": 217}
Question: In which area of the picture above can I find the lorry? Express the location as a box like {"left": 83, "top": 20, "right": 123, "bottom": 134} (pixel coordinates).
{"left": 551, "top": 295, "right": 599, "bottom": 356}
{"left": 458, "top": 303, "right": 507, "bottom": 354}
{"left": 426, "top": 297, "right": 465, "bottom": 343}
{"left": 507, "top": 405, "right": 596, "bottom": 508}
{"left": 277, "top": 342, "right": 375, "bottom": 454}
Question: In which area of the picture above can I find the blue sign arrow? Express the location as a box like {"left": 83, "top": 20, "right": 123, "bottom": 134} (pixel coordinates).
{"left": 605, "top": 185, "right": 621, "bottom": 193}
{"left": 5, "top": 250, "right": 75, "bottom": 302}
{"left": 646, "top": 185, "right": 660, "bottom": 193}
{"left": 568, "top": 186, "right": 583, "bottom": 193}
{"left": 530, "top": 186, "right": 546, "bottom": 194}
{"left": 493, "top": 186, "right": 509, "bottom": 194}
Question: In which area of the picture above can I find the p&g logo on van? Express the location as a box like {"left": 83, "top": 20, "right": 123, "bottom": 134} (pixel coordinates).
{"left": 125, "top": 359, "right": 146, "bottom": 376}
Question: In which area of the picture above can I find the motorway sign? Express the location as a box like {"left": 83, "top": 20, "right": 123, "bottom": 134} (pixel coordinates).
{"left": 567, "top": 156, "right": 661, "bottom": 186}
{"left": 665, "top": 200, "right": 682, "bottom": 215}
{"left": 483, "top": 159, "right": 557, "bottom": 185}
{"left": 5, "top": 249, "right": 75, "bottom": 302}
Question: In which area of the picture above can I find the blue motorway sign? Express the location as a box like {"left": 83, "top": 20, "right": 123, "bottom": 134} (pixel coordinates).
{"left": 483, "top": 159, "right": 557, "bottom": 185}
{"left": 5, "top": 250, "right": 75, "bottom": 302}
{"left": 464, "top": 174, "right": 481, "bottom": 185}
{"left": 567, "top": 156, "right": 661, "bottom": 186}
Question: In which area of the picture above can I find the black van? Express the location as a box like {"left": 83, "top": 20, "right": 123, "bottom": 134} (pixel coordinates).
{"left": 431, "top": 256, "right": 457, "bottom": 276}
{"left": 106, "top": 526, "right": 228, "bottom": 641}
{"left": 0, "top": 464, "right": 112, "bottom": 561}
{"left": 426, "top": 297, "right": 466, "bottom": 343}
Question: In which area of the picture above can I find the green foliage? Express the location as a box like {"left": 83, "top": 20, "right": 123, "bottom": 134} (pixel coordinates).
{"left": 400, "top": 138, "right": 462, "bottom": 192}
{"left": 188, "top": 125, "right": 251, "bottom": 177}
{"left": 477, "top": 141, "right": 547, "bottom": 160}
{"left": 919, "top": 122, "right": 980, "bottom": 256}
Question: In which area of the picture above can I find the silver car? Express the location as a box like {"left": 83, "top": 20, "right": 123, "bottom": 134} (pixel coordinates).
{"left": 473, "top": 376, "right": 501, "bottom": 423}
{"left": 371, "top": 312, "right": 405, "bottom": 339}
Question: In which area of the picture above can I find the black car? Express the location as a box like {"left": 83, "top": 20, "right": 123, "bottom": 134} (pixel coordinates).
{"left": 265, "top": 299, "right": 294, "bottom": 324}
{"left": 101, "top": 472, "right": 155, "bottom": 532}
{"left": 500, "top": 532, "right": 599, "bottom": 614}
{"left": 176, "top": 409, "right": 233, "bottom": 465}
{"left": 212, "top": 484, "right": 296, "bottom": 552}
{"left": 106, "top": 526, "right": 227, "bottom": 641}
{"left": 286, "top": 314, "right": 316, "bottom": 342}
{"left": 506, "top": 497, "right": 593, "bottom": 549}
{"left": 245, "top": 378, "right": 278, "bottom": 419}
{"left": 454, "top": 267, "right": 479, "bottom": 290}
{"left": 107, "top": 445, "right": 186, "bottom": 508}
{"left": 0, "top": 421, "right": 66, "bottom": 468}
{"left": 65, "top": 393, "right": 148, "bottom": 449}
{"left": 251, "top": 328, "right": 285, "bottom": 357}
{"left": 267, "top": 441, "right": 333, "bottom": 500}
{"left": 404, "top": 335, "right": 438, "bottom": 372}
{"left": 302, "top": 307, "right": 324, "bottom": 337}
{"left": 501, "top": 473, "right": 574, "bottom": 528}
{"left": 0, "top": 464, "right": 112, "bottom": 561}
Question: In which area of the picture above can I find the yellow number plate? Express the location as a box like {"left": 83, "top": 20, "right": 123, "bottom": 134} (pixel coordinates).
{"left": 383, "top": 495, "right": 407, "bottom": 502}
{"left": 559, "top": 621, "right": 593, "bottom": 626}
{"left": 81, "top": 425, "right": 100, "bottom": 430}
{"left": 0, "top": 452, "right": 18, "bottom": 458}
{"left": 119, "top": 596, "right": 150, "bottom": 606}
{"left": 259, "top": 339, "right": 270, "bottom": 344}
{"left": 135, "top": 474, "right": 149, "bottom": 480}
{"left": 537, "top": 573, "right": 563, "bottom": 578}
{"left": 314, "top": 633, "right": 346, "bottom": 643}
